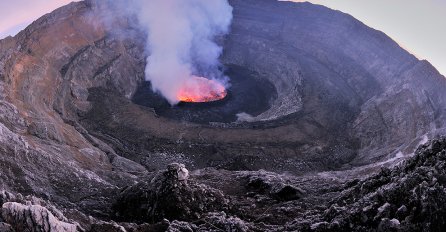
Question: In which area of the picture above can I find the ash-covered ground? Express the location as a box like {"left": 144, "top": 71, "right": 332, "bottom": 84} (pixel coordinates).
{"left": 1, "top": 0, "right": 446, "bottom": 231}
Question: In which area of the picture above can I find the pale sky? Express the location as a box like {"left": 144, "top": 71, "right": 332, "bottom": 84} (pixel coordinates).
{"left": 0, "top": 0, "right": 445, "bottom": 76}
{"left": 286, "top": 0, "right": 446, "bottom": 76}
{"left": 0, "top": 0, "right": 74, "bottom": 39}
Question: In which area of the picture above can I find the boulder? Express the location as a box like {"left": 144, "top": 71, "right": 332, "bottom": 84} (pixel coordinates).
{"left": 113, "top": 163, "right": 227, "bottom": 223}
{"left": 1, "top": 202, "right": 78, "bottom": 232}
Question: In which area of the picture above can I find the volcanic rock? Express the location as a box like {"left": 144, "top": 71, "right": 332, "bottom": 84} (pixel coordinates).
{"left": 246, "top": 171, "right": 305, "bottom": 201}
{"left": 0, "top": 224, "right": 13, "bottom": 232}
{"left": 320, "top": 137, "right": 446, "bottom": 231}
{"left": 0, "top": 0, "right": 446, "bottom": 231}
{"left": 113, "top": 163, "right": 227, "bottom": 223}
{"left": 195, "top": 212, "right": 249, "bottom": 232}
{"left": 1, "top": 202, "right": 77, "bottom": 232}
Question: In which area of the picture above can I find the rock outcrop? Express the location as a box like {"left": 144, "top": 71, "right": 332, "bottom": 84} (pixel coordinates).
{"left": 1, "top": 202, "right": 77, "bottom": 232}
{"left": 0, "top": 137, "right": 445, "bottom": 231}
{"left": 326, "top": 137, "right": 446, "bottom": 231}
{"left": 246, "top": 171, "right": 305, "bottom": 201}
{"left": 113, "top": 137, "right": 446, "bottom": 231}
{"left": 113, "top": 163, "right": 227, "bottom": 223}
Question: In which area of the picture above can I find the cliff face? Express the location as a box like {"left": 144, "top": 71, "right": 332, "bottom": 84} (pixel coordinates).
{"left": 223, "top": 0, "right": 446, "bottom": 165}
{"left": 0, "top": 0, "right": 446, "bottom": 230}
{"left": 0, "top": 0, "right": 146, "bottom": 219}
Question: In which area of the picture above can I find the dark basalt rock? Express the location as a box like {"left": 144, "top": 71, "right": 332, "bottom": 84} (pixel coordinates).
{"left": 1, "top": 0, "right": 446, "bottom": 231}
{"left": 107, "top": 137, "right": 446, "bottom": 231}
{"left": 113, "top": 163, "right": 227, "bottom": 223}
{"left": 247, "top": 171, "right": 305, "bottom": 201}
{"left": 318, "top": 137, "right": 446, "bottom": 231}
{"left": 0, "top": 137, "right": 444, "bottom": 231}
{"left": 194, "top": 212, "right": 249, "bottom": 232}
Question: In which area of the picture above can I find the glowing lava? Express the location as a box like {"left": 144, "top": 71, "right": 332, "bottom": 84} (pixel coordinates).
{"left": 177, "top": 76, "right": 227, "bottom": 103}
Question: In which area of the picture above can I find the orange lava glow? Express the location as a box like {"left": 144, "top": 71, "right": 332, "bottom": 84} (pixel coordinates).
{"left": 177, "top": 76, "right": 227, "bottom": 103}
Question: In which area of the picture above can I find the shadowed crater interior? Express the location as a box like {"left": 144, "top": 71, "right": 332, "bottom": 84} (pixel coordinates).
{"left": 132, "top": 65, "right": 277, "bottom": 124}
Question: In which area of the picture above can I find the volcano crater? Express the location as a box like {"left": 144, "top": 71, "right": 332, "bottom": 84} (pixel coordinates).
{"left": 3, "top": 0, "right": 446, "bottom": 230}
{"left": 132, "top": 65, "right": 278, "bottom": 125}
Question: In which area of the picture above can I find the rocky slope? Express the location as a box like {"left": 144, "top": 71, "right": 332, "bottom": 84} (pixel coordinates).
{"left": 0, "top": 0, "right": 446, "bottom": 231}
{"left": 1, "top": 137, "right": 445, "bottom": 231}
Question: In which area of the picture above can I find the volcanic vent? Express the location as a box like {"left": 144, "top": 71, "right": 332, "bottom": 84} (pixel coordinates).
{"left": 132, "top": 65, "right": 277, "bottom": 124}
{"left": 177, "top": 76, "right": 227, "bottom": 103}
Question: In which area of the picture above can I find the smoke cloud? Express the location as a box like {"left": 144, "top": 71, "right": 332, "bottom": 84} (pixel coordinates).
{"left": 134, "top": 0, "right": 233, "bottom": 104}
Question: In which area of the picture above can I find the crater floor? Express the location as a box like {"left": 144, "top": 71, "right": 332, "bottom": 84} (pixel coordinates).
{"left": 132, "top": 65, "right": 277, "bottom": 124}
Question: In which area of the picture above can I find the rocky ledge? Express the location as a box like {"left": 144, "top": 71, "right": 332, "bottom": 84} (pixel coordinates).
{"left": 1, "top": 137, "right": 445, "bottom": 231}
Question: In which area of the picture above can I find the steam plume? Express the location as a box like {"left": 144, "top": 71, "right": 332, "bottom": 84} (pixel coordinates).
{"left": 135, "top": 0, "right": 233, "bottom": 104}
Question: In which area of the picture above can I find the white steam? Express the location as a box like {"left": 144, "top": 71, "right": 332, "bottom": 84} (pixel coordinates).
{"left": 135, "top": 0, "right": 233, "bottom": 104}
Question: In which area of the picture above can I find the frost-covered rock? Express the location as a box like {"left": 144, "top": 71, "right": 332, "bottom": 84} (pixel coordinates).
{"left": 0, "top": 223, "right": 13, "bottom": 232}
{"left": 1, "top": 202, "right": 77, "bottom": 232}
